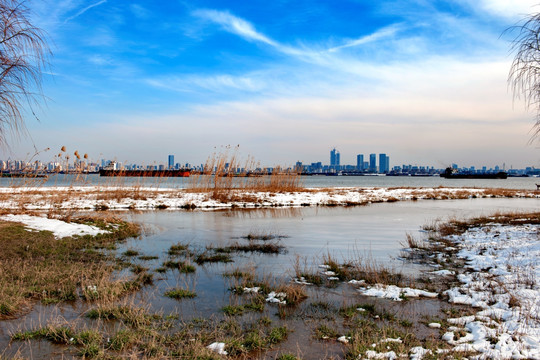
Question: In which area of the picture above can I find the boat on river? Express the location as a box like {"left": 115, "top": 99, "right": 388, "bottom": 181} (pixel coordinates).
{"left": 99, "top": 169, "right": 191, "bottom": 177}
{"left": 440, "top": 167, "right": 507, "bottom": 179}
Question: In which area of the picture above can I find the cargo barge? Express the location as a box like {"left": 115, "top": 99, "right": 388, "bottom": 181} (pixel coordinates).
{"left": 99, "top": 169, "right": 191, "bottom": 177}
{"left": 440, "top": 167, "right": 507, "bottom": 179}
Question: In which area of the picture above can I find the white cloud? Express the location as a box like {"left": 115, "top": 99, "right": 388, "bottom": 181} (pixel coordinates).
{"left": 192, "top": 9, "right": 278, "bottom": 47}
{"left": 88, "top": 55, "right": 111, "bottom": 66}
{"left": 466, "top": 0, "right": 539, "bottom": 20}
{"left": 190, "top": 8, "right": 395, "bottom": 65}
{"left": 328, "top": 24, "right": 403, "bottom": 52}
{"left": 72, "top": 56, "right": 534, "bottom": 167}
{"left": 130, "top": 4, "right": 150, "bottom": 19}
{"left": 146, "top": 74, "right": 264, "bottom": 93}
{"left": 63, "top": 0, "right": 107, "bottom": 24}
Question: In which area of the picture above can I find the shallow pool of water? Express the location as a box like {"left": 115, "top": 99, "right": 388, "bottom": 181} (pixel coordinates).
{"left": 124, "top": 197, "right": 540, "bottom": 274}
{"left": 2, "top": 197, "right": 538, "bottom": 359}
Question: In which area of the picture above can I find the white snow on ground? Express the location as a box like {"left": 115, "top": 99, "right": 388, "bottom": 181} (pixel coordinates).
{"left": 337, "top": 335, "right": 350, "bottom": 343}
{"left": 357, "top": 284, "right": 438, "bottom": 301}
{"left": 364, "top": 350, "right": 398, "bottom": 359}
{"left": 0, "top": 186, "right": 536, "bottom": 210}
{"left": 266, "top": 291, "right": 287, "bottom": 304}
{"left": 207, "top": 342, "right": 228, "bottom": 355}
{"left": 294, "top": 276, "right": 312, "bottom": 285}
{"left": 440, "top": 223, "right": 540, "bottom": 359}
{"left": 242, "top": 287, "right": 260, "bottom": 293}
{"left": 0, "top": 214, "right": 109, "bottom": 238}
{"left": 409, "top": 347, "right": 432, "bottom": 359}
{"left": 430, "top": 269, "right": 454, "bottom": 276}
{"left": 354, "top": 220, "right": 540, "bottom": 359}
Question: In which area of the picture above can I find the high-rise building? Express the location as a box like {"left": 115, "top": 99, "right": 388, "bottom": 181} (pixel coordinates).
{"left": 356, "top": 154, "right": 364, "bottom": 170}
{"left": 168, "top": 155, "right": 174, "bottom": 169}
{"left": 379, "top": 154, "right": 389, "bottom": 173}
{"left": 330, "top": 148, "right": 340, "bottom": 167}
{"left": 369, "top": 154, "right": 377, "bottom": 172}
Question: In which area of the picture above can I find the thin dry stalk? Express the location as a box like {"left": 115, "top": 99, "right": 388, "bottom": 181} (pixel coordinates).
{"left": 0, "top": 0, "right": 50, "bottom": 144}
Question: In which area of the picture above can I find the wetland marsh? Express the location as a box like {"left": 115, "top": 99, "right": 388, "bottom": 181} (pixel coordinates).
{"left": 1, "top": 197, "right": 538, "bottom": 359}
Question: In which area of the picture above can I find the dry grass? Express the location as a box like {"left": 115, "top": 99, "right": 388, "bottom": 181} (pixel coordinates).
{"left": 187, "top": 148, "right": 303, "bottom": 201}
{"left": 293, "top": 252, "right": 413, "bottom": 289}
{"left": 0, "top": 216, "right": 141, "bottom": 318}
{"left": 423, "top": 211, "right": 540, "bottom": 239}
{"left": 275, "top": 284, "right": 308, "bottom": 306}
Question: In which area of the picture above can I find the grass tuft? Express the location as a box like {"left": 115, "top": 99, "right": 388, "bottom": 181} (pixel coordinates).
{"left": 164, "top": 288, "right": 197, "bottom": 300}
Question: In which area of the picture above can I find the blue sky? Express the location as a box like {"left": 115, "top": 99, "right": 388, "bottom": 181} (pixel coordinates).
{"left": 4, "top": 0, "right": 540, "bottom": 168}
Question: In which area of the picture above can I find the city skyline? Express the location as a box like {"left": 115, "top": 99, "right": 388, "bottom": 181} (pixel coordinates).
{"left": 1, "top": 1, "right": 540, "bottom": 168}
{"left": 2, "top": 146, "right": 537, "bottom": 175}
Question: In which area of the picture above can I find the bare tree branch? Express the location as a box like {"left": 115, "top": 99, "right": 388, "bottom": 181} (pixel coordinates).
{"left": 0, "top": 0, "right": 49, "bottom": 146}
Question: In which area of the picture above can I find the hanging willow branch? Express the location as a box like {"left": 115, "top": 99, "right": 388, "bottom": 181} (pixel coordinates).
{"left": 508, "top": 12, "right": 540, "bottom": 141}
{"left": 0, "top": 0, "right": 49, "bottom": 145}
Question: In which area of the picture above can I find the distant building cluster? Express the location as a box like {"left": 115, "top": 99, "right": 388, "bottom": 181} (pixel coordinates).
{"left": 297, "top": 148, "right": 391, "bottom": 174}
{"left": 292, "top": 148, "right": 539, "bottom": 177}
{"left": 0, "top": 158, "right": 100, "bottom": 173}
{"left": 1, "top": 149, "right": 539, "bottom": 177}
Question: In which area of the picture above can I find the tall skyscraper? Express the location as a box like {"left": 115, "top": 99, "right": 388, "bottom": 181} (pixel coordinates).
{"left": 356, "top": 154, "right": 364, "bottom": 170}
{"left": 379, "top": 153, "right": 389, "bottom": 173}
{"left": 369, "top": 153, "right": 377, "bottom": 172}
{"left": 330, "top": 148, "right": 340, "bottom": 167}
{"left": 168, "top": 155, "right": 174, "bottom": 169}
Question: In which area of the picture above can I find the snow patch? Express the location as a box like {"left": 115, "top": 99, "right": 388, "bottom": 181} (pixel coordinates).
{"left": 0, "top": 214, "right": 109, "bottom": 239}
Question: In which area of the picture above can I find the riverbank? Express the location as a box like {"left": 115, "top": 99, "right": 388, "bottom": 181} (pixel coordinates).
{"left": 0, "top": 186, "right": 538, "bottom": 212}
{"left": 1, "top": 208, "right": 538, "bottom": 359}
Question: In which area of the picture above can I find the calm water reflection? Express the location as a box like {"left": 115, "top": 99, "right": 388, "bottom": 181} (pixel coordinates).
{"left": 2, "top": 173, "right": 539, "bottom": 189}
{"left": 1, "top": 198, "right": 538, "bottom": 359}
{"left": 124, "top": 198, "right": 540, "bottom": 275}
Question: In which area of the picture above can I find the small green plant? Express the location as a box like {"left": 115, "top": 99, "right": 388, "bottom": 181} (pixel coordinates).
{"left": 276, "top": 354, "right": 301, "bottom": 360}
{"left": 314, "top": 324, "right": 339, "bottom": 340}
{"left": 109, "top": 329, "right": 137, "bottom": 351}
{"left": 222, "top": 268, "right": 256, "bottom": 281}
{"left": 242, "top": 231, "right": 285, "bottom": 241}
{"left": 138, "top": 255, "right": 159, "bottom": 261}
{"left": 267, "top": 326, "right": 288, "bottom": 344}
{"left": 12, "top": 325, "right": 75, "bottom": 344}
{"left": 168, "top": 243, "right": 190, "bottom": 256}
{"left": 164, "top": 288, "right": 197, "bottom": 299}
{"left": 222, "top": 295, "right": 265, "bottom": 316}
{"left": 131, "top": 264, "right": 149, "bottom": 274}
{"left": 195, "top": 251, "right": 233, "bottom": 265}
{"left": 123, "top": 249, "right": 139, "bottom": 257}
{"left": 85, "top": 305, "right": 153, "bottom": 328}
{"left": 340, "top": 304, "right": 372, "bottom": 319}
{"left": 162, "top": 260, "right": 196, "bottom": 273}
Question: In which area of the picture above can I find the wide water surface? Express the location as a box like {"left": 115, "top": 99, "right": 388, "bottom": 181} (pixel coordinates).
{"left": 1, "top": 197, "right": 539, "bottom": 359}
{"left": 1, "top": 173, "right": 539, "bottom": 189}
{"left": 124, "top": 197, "right": 540, "bottom": 276}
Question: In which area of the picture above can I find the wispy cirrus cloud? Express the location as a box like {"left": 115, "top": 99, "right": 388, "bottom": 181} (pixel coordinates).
{"left": 328, "top": 24, "right": 403, "bottom": 52}
{"left": 63, "top": 0, "right": 107, "bottom": 24}
{"left": 464, "top": 0, "right": 539, "bottom": 20}
{"left": 146, "top": 73, "right": 265, "bottom": 93}
{"left": 130, "top": 4, "right": 150, "bottom": 19}
{"left": 192, "top": 9, "right": 332, "bottom": 59}
{"left": 192, "top": 9, "right": 278, "bottom": 47}
{"left": 190, "top": 8, "right": 403, "bottom": 69}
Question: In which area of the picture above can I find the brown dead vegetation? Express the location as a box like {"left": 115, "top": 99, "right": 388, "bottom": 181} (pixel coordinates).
{"left": 187, "top": 147, "right": 303, "bottom": 200}
{"left": 0, "top": 216, "right": 141, "bottom": 319}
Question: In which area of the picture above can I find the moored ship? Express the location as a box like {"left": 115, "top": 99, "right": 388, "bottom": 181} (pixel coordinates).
{"left": 440, "top": 167, "right": 507, "bottom": 179}
{"left": 99, "top": 169, "right": 191, "bottom": 177}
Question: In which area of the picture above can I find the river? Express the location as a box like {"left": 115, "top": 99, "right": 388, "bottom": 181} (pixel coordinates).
{"left": 1, "top": 173, "right": 538, "bottom": 190}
